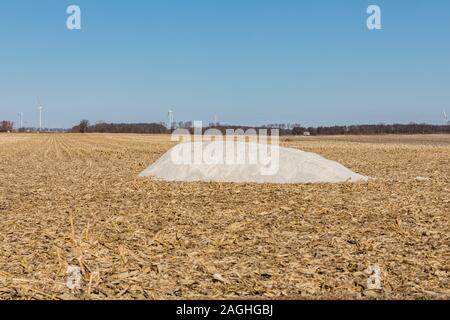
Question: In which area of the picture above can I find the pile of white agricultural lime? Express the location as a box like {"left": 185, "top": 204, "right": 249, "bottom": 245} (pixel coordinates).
{"left": 139, "top": 141, "right": 369, "bottom": 184}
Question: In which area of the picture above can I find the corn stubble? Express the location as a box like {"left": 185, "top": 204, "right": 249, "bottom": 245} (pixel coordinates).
{"left": 0, "top": 133, "right": 448, "bottom": 300}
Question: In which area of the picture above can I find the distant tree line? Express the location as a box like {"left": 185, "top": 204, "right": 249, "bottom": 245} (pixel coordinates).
{"left": 72, "top": 121, "right": 168, "bottom": 134}
{"left": 289, "top": 123, "right": 450, "bottom": 135}
{"left": 72, "top": 119, "right": 450, "bottom": 135}
{"left": 184, "top": 123, "right": 450, "bottom": 136}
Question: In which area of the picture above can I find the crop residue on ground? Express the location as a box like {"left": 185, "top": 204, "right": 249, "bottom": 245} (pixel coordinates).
{"left": 0, "top": 134, "right": 449, "bottom": 300}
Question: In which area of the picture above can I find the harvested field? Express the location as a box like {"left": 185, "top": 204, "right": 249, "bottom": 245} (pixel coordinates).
{"left": 0, "top": 133, "right": 449, "bottom": 300}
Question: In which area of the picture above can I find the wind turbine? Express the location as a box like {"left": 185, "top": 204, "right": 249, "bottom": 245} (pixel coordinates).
{"left": 18, "top": 112, "right": 24, "bottom": 129}
{"left": 167, "top": 109, "right": 174, "bottom": 130}
{"left": 37, "top": 99, "right": 44, "bottom": 132}
{"left": 444, "top": 109, "right": 449, "bottom": 125}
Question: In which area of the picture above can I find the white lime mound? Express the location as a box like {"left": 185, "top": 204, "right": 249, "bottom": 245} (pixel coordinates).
{"left": 139, "top": 141, "right": 368, "bottom": 184}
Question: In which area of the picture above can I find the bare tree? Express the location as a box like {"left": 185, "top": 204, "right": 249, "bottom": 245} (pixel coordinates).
{"left": 0, "top": 121, "right": 14, "bottom": 132}
{"left": 78, "top": 120, "right": 90, "bottom": 133}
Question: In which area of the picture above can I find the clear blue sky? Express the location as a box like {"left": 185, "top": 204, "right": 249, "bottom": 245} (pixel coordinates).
{"left": 0, "top": 0, "right": 449, "bottom": 128}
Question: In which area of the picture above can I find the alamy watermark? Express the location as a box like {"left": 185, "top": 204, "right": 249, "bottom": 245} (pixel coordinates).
{"left": 65, "top": 5, "right": 381, "bottom": 31}
{"left": 66, "top": 5, "right": 81, "bottom": 30}
{"left": 171, "top": 122, "right": 280, "bottom": 176}
{"left": 367, "top": 264, "right": 382, "bottom": 290}
{"left": 367, "top": 5, "right": 382, "bottom": 30}
{"left": 66, "top": 265, "right": 82, "bottom": 290}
